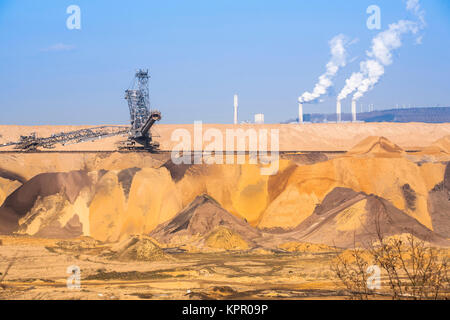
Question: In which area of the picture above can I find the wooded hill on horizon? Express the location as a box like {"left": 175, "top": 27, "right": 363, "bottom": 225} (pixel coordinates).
{"left": 284, "top": 107, "right": 450, "bottom": 124}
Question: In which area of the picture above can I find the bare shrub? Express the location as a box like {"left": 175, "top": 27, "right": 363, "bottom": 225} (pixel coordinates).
{"left": 331, "top": 230, "right": 449, "bottom": 300}
{"left": 330, "top": 244, "right": 373, "bottom": 300}
{"left": 0, "top": 258, "right": 15, "bottom": 290}
{"left": 367, "top": 233, "right": 448, "bottom": 300}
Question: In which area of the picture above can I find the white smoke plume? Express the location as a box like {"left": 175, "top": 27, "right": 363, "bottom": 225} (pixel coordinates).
{"left": 338, "top": 0, "right": 425, "bottom": 102}
{"left": 407, "top": 0, "right": 426, "bottom": 27}
{"left": 298, "top": 34, "right": 350, "bottom": 103}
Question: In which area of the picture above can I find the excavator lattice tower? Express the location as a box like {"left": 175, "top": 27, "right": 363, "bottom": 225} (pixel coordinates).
{"left": 123, "top": 69, "right": 161, "bottom": 151}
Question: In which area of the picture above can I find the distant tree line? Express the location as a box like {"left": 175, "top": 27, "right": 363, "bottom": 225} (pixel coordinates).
{"left": 283, "top": 107, "right": 450, "bottom": 124}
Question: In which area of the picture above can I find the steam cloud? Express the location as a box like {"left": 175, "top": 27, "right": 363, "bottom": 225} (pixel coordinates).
{"left": 338, "top": 0, "right": 426, "bottom": 102}
{"left": 407, "top": 0, "right": 426, "bottom": 27}
{"left": 298, "top": 34, "right": 350, "bottom": 103}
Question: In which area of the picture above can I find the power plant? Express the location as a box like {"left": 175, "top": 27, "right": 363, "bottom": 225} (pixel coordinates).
{"left": 1, "top": 66, "right": 444, "bottom": 153}
{"left": 297, "top": 99, "right": 360, "bottom": 124}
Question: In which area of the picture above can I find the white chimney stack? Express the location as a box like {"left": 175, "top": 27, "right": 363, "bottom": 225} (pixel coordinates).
{"left": 352, "top": 100, "right": 357, "bottom": 122}
{"left": 234, "top": 94, "right": 238, "bottom": 125}
{"left": 298, "top": 101, "right": 303, "bottom": 124}
{"left": 336, "top": 100, "right": 341, "bottom": 122}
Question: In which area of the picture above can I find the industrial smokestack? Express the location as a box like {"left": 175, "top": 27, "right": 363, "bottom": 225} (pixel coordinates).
{"left": 336, "top": 100, "right": 341, "bottom": 122}
{"left": 298, "top": 102, "right": 303, "bottom": 124}
{"left": 234, "top": 94, "right": 238, "bottom": 125}
{"left": 352, "top": 100, "right": 357, "bottom": 122}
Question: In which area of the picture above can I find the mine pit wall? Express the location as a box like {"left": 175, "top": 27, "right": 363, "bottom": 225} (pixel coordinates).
{"left": 0, "top": 149, "right": 448, "bottom": 242}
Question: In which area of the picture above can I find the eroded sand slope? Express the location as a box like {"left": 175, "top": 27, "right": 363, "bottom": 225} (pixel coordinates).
{"left": 1, "top": 133, "right": 449, "bottom": 248}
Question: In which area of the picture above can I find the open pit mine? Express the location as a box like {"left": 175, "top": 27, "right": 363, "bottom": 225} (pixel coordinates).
{"left": 1, "top": 127, "right": 449, "bottom": 299}
{"left": 0, "top": 71, "right": 449, "bottom": 300}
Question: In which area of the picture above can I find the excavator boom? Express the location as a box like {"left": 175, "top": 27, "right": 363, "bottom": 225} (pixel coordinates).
{"left": 141, "top": 110, "right": 162, "bottom": 137}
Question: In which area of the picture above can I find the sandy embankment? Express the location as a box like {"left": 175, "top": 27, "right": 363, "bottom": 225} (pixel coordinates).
{"left": 1, "top": 123, "right": 450, "bottom": 151}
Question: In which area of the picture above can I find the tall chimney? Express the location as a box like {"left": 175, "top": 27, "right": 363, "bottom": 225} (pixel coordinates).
{"left": 336, "top": 100, "right": 341, "bottom": 123}
{"left": 352, "top": 100, "right": 357, "bottom": 122}
{"left": 298, "top": 101, "right": 303, "bottom": 124}
{"left": 234, "top": 94, "right": 238, "bottom": 125}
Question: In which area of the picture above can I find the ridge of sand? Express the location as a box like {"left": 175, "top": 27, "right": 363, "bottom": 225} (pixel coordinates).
{"left": 284, "top": 187, "right": 449, "bottom": 248}
{"left": 204, "top": 227, "right": 250, "bottom": 251}
{"left": 0, "top": 133, "right": 448, "bottom": 247}
{"left": 0, "top": 171, "right": 90, "bottom": 234}
{"left": 418, "top": 135, "right": 450, "bottom": 155}
{"left": 105, "top": 235, "right": 166, "bottom": 261}
{"left": 150, "top": 194, "right": 261, "bottom": 247}
{"left": 346, "top": 136, "right": 404, "bottom": 157}
{"left": 2, "top": 123, "right": 450, "bottom": 152}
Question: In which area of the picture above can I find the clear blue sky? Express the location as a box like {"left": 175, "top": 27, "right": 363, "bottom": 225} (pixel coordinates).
{"left": 0, "top": 0, "right": 449, "bottom": 124}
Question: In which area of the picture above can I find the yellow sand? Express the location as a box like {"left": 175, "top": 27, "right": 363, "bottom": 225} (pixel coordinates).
{"left": 2, "top": 123, "right": 450, "bottom": 152}
{"left": 205, "top": 227, "right": 249, "bottom": 251}
{"left": 335, "top": 199, "right": 368, "bottom": 232}
{"left": 1, "top": 135, "right": 447, "bottom": 239}
{"left": 0, "top": 152, "right": 162, "bottom": 181}
{"left": 0, "top": 177, "right": 21, "bottom": 205}
{"left": 119, "top": 167, "right": 182, "bottom": 239}
{"left": 279, "top": 242, "right": 334, "bottom": 253}
{"left": 346, "top": 136, "right": 404, "bottom": 157}
{"left": 89, "top": 171, "right": 127, "bottom": 242}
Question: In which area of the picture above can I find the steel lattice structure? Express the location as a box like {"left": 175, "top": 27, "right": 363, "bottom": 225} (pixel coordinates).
{"left": 0, "top": 126, "right": 129, "bottom": 151}
{"left": 125, "top": 69, "right": 151, "bottom": 131}
{"left": 0, "top": 69, "right": 161, "bottom": 152}
{"left": 121, "top": 69, "right": 162, "bottom": 151}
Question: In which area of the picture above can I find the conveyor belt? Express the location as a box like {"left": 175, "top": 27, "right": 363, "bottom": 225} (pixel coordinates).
{"left": 0, "top": 126, "right": 130, "bottom": 151}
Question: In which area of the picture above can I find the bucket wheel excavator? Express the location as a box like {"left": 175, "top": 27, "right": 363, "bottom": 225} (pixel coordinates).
{"left": 118, "top": 69, "right": 162, "bottom": 151}
{"left": 0, "top": 69, "right": 161, "bottom": 152}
